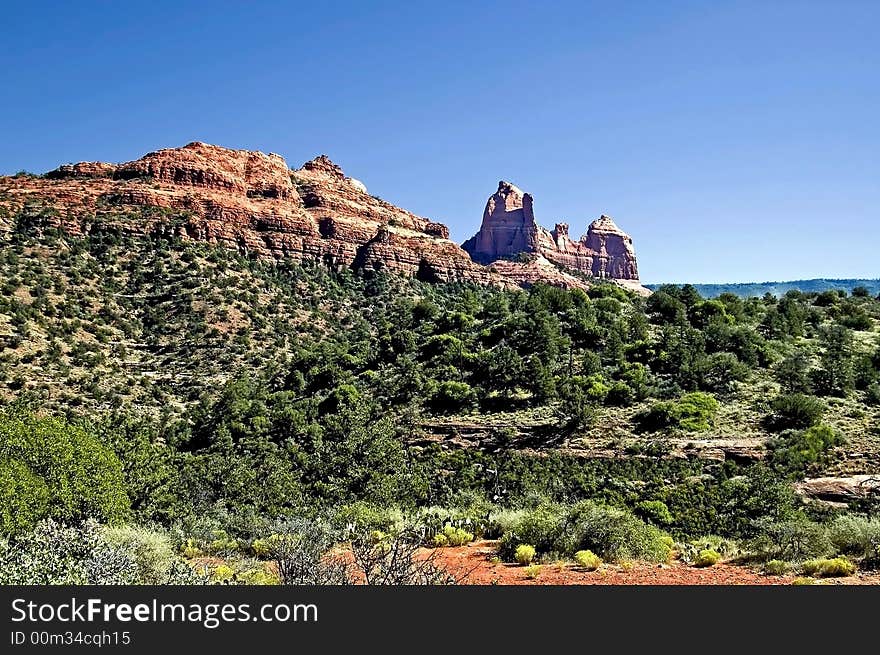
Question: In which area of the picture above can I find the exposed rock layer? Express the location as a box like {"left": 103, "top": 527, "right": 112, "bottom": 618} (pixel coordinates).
{"left": 463, "top": 180, "right": 640, "bottom": 282}
{"left": 1, "top": 142, "right": 645, "bottom": 293}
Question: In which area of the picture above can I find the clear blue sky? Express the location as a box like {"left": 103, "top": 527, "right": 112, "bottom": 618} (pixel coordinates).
{"left": 2, "top": 1, "right": 877, "bottom": 283}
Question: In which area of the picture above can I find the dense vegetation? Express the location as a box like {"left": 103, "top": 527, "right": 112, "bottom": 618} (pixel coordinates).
{"left": 1, "top": 205, "right": 879, "bottom": 583}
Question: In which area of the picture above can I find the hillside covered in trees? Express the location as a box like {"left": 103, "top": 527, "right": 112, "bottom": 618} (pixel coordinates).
{"left": 2, "top": 207, "right": 880, "bottom": 584}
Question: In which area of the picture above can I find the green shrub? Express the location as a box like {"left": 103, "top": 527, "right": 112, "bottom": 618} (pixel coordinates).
{"left": 694, "top": 549, "right": 721, "bottom": 567}
{"left": 428, "top": 381, "right": 477, "bottom": 414}
{"left": 866, "top": 383, "right": 880, "bottom": 406}
{"left": 557, "top": 501, "right": 673, "bottom": 563}
{"left": 233, "top": 561, "right": 278, "bottom": 585}
{"left": 636, "top": 392, "right": 718, "bottom": 432}
{"left": 497, "top": 505, "right": 564, "bottom": 561}
{"left": 606, "top": 381, "right": 636, "bottom": 406}
{"left": 801, "top": 557, "right": 855, "bottom": 578}
{"left": 636, "top": 500, "right": 673, "bottom": 525}
{"left": 0, "top": 519, "right": 135, "bottom": 584}
{"left": 431, "top": 533, "right": 449, "bottom": 547}
{"left": 212, "top": 564, "right": 235, "bottom": 582}
{"left": 486, "top": 508, "right": 527, "bottom": 540}
{"left": 0, "top": 519, "right": 201, "bottom": 585}
{"left": 441, "top": 525, "right": 474, "bottom": 547}
{"left": 763, "top": 560, "right": 790, "bottom": 575}
{"left": 515, "top": 544, "right": 536, "bottom": 565}
{"left": 791, "top": 577, "right": 815, "bottom": 585}
{"left": 523, "top": 564, "right": 542, "bottom": 579}
{"left": 103, "top": 525, "right": 178, "bottom": 585}
{"left": 334, "top": 503, "right": 403, "bottom": 534}
{"left": 827, "top": 515, "right": 880, "bottom": 560}
{"left": 0, "top": 458, "right": 49, "bottom": 534}
{"left": 767, "top": 425, "right": 842, "bottom": 475}
{"left": 574, "top": 549, "right": 602, "bottom": 571}
{"left": 750, "top": 518, "right": 832, "bottom": 560}
{"left": 498, "top": 502, "right": 672, "bottom": 564}
{"left": 0, "top": 413, "right": 129, "bottom": 533}
{"left": 767, "top": 394, "right": 825, "bottom": 431}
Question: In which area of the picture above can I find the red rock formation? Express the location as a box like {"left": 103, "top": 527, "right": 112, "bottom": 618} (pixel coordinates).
{"left": 0, "top": 142, "right": 513, "bottom": 288}
{"left": 462, "top": 180, "right": 641, "bottom": 284}
{"left": 0, "top": 143, "right": 645, "bottom": 293}
{"left": 462, "top": 181, "right": 540, "bottom": 263}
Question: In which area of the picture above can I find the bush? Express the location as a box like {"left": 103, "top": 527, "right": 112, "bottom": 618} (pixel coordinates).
{"left": 265, "top": 517, "right": 351, "bottom": 585}
{"left": 104, "top": 525, "right": 181, "bottom": 585}
{"left": 766, "top": 394, "right": 825, "bottom": 431}
{"left": 636, "top": 500, "right": 673, "bottom": 525}
{"left": 523, "top": 564, "right": 542, "bottom": 579}
{"left": 764, "top": 559, "right": 790, "bottom": 575}
{"left": 428, "top": 381, "right": 477, "bottom": 414}
{"left": 605, "top": 381, "right": 636, "bottom": 407}
{"left": 515, "top": 544, "right": 537, "bottom": 565}
{"left": 0, "top": 520, "right": 205, "bottom": 585}
{"left": 636, "top": 392, "right": 718, "bottom": 433}
{"left": 866, "top": 384, "right": 880, "bottom": 406}
{"left": 791, "top": 577, "right": 815, "bottom": 585}
{"left": 801, "top": 557, "right": 855, "bottom": 578}
{"left": 750, "top": 518, "right": 832, "bottom": 561}
{"left": 351, "top": 527, "right": 457, "bottom": 585}
{"left": 555, "top": 502, "right": 672, "bottom": 563}
{"left": 693, "top": 549, "right": 721, "bottom": 567}
{"left": 767, "top": 425, "right": 842, "bottom": 475}
{"left": 442, "top": 525, "right": 474, "bottom": 547}
{"left": 486, "top": 508, "right": 527, "bottom": 540}
{"left": 0, "top": 413, "right": 129, "bottom": 533}
{"left": 574, "top": 549, "right": 602, "bottom": 571}
{"left": 497, "top": 505, "right": 563, "bottom": 561}
{"left": 827, "top": 515, "right": 880, "bottom": 560}
{"left": 428, "top": 524, "right": 474, "bottom": 548}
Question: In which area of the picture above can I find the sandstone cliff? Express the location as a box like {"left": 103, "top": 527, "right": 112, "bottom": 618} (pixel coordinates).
{"left": 2, "top": 142, "right": 513, "bottom": 288}
{"left": 0, "top": 142, "right": 644, "bottom": 293}
{"left": 462, "top": 180, "right": 640, "bottom": 283}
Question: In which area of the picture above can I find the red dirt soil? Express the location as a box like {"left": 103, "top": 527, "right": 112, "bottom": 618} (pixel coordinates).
{"left": 426, "top": 540, "right": 880, "bottom": 585}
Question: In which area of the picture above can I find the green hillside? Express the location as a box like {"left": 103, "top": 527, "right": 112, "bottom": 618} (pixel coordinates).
{"left": 2, "top": 208, "right": 880, "bottom": 583}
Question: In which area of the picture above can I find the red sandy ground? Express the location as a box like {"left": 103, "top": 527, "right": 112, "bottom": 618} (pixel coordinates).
{"left": 426, "top": 540, "right": 880, "bottom": 585}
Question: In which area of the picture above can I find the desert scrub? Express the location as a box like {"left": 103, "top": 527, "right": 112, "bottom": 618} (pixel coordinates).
{"left": 693, "top": 549, "right": 721, "bottom": 567}
{"left": 801, "top": 557, "right": 855, "bottom": 578}
{"left": 636, "top": 500, "right": 673, "bottom": 526}
{"left": 498, "top": 502, "right": 671, "bottom": 564}
{"left": 791, "top": 577, "right": 816, "bottom": 585}
{"left": 766, "top": 393, "right": 825, "bottom": 431}
{"left": 523, "top": 564, "right": 542, "bottom": 579}
{"left": 103, "top": 525, "right": 180, "bottom": 585}
{"left": 515, "top": 544, "right": 537, "bottom": 565}
{"left": 440, "top": 525, "right": 473, "bottom": 547}
{"left": 635, "top": 392, "right": 718, "bottom": 433}
{"left": 827, "top": 515, "right": 880, "bottom": 560}
{"left": 211, "top": 564, "right": 235, "bottom": 583}
{"left": 763, "top": 560, "right": 791, "bottom": 575}
{"left": 574, "top": 550, "right": 602, "bottom": 571}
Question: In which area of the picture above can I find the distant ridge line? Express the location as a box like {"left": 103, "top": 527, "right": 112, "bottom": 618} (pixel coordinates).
{"left": 644, "top": 278, "right": 880, "bottom": 298}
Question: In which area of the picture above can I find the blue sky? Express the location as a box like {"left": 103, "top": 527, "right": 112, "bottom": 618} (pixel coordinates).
{"left": 1, "top": 1, "right": 877, "bottom": 283}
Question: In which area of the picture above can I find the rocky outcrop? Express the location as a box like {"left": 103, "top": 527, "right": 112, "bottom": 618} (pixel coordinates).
{"left": 1, "top": 143, "right": 645, "bottom": 293}
{"left": 463, "top": 180, "right": 641, "bottom": 285}
{"left": 45, "top": 161, "right": 118, "bottom": 179}
{"left": 795, "top": 475, "right": 880, "bottom": 506}
{"left": 463, "top": 181, "right": 539, "bottom": 263}
{"left": 1, "top": 142, "right": 513, "bottom": 288}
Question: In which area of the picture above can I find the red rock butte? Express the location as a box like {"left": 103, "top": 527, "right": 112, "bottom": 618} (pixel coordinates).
{"left": 0, "top": 142, "right": 647, "bottom": 294}
{"left": 462, "top": 180, "right": 640, "bottom": 286}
